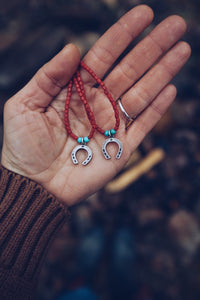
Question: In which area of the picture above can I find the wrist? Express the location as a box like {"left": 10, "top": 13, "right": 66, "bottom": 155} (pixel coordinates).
{"left": 1, "top": 148, "right": 27, "bottom": 178}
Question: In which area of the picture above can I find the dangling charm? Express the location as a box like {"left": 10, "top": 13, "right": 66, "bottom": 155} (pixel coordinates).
{"left": 64, "top": 73, "right": 96, "bottom": 167}
{"left": 72, "top": 137, "right": 93, "bottom": 166}
{"left": 102, "top": 129, "right": 123, "bottom": 160}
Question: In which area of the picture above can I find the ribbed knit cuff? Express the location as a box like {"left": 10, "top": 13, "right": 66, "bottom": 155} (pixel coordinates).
{"left": 0, "top": 165, "right": 70, "bottom": 299}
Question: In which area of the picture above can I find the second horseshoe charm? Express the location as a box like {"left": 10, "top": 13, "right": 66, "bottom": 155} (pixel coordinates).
{"left": 102, "top": 137, "right": 123, "bottom": 160}
{"left": 71, "top": 144, "right": 93, "bottom": 166}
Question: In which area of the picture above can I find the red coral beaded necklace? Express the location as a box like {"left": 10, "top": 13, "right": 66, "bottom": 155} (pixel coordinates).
{"left": 64, "top": 61, "right": 123, "bottom": 166}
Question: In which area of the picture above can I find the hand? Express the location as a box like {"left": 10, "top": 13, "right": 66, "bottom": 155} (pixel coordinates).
{"left": 1, "top": 5, "right": 191, "bottom": 206}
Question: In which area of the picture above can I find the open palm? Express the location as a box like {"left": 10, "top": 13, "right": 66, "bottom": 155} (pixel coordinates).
{"left": 1, "top": 5, "right": 191, "bottom": 206}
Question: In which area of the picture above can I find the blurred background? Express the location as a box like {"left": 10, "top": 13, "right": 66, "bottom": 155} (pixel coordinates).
{"left": 0, "top": 0, "right": 199, "bottom": 299}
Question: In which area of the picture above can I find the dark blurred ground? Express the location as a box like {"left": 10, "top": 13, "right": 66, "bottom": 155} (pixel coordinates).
{"left": 0, "top": 0, "right": 199, "bottom": 299}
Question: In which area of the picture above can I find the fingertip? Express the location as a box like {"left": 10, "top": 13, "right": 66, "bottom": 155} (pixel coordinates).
{"left": 129, "top": 5, "right": 154, "bottom": 24}
{"left": 62, "top": 43, "right": 81, "bottom": 62}
{"left": 173, "top": 41, "right": 192, "bottom": 63}
{"left": 166, "top": 15, "right": 187, "bottom": 35}
{"left": 121, "top": 5, "right": 154, "bottom": 36}
{"left": 179, "top": 41, "right": 192, "bottom": 58}
{"left": 166, "top": 84, "right": 177, "bottom": 99}
{"left": 136, "top": 4, "right": 154, "bottom": 21}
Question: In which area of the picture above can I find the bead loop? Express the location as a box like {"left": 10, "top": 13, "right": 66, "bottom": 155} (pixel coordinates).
{"left": 65, "top": 61, "right": 120, "bottom": 141}
{"left": 80, "top": 61, "right": 120, "bottom": 135}
{"left": 64, "top": 61, "right": 123, "bottom": 164}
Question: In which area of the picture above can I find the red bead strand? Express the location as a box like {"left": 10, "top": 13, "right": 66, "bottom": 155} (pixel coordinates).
{"left": 80, "top": 60, "right": 120, "bottom": 134}
{"left": 64, "top": 61, "right": 120, "bottom": 141}
{"left": 73, "top": 73, "right": 96, "bottom": 139}
{"left": 64, "top": 80, "right": 78, "bottom": 140}
{"left": 64, "top": 76, "right": 96, "bottom": 141}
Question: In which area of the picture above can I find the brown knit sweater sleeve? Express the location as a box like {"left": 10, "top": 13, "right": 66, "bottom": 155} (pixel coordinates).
{"left": 0, "top": 165, "right": 70, "bottom": 300}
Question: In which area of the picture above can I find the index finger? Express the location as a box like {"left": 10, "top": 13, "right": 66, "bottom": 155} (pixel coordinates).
{"left": 82, "top": 5, "right": 154, "bottom": 84}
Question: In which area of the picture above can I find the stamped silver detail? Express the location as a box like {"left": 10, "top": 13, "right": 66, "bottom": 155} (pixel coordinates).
{"left": 71, "top": 144, "right": 93, "bottom": 165}
{"left": 102, "top": 138, "right": 123, "bottom": 160}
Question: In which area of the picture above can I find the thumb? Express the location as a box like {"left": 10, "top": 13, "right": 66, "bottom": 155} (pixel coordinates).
{"left": 15, "top": 43, "right": 80, "bottom": 110}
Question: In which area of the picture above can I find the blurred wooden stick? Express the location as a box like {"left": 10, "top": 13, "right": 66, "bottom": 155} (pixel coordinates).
{"left": 124, "top": 149, "right": 141, "bottom": 170}
{"left": 105, "top": 148, "right": 165, "bottom": 193}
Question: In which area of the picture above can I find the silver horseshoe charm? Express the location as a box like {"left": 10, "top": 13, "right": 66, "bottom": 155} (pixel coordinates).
{"left": 102, "top": 138, "right": 123, "bottom": 160}
{"left": 71, "top": 144, "right": 93, "bottom": 166}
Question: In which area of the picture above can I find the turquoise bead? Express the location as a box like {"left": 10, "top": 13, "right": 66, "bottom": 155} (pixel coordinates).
{"left": 77, "top": 137, "right": 83, "bottom": 143}
{"left": 104, "top": 130, "right": 109, "bottom": 137}
{"left": 110, "top": 129, "right": 116, "bottom": 135}
{"left": 83, "top": 136, "right": 89, "bottom": 143}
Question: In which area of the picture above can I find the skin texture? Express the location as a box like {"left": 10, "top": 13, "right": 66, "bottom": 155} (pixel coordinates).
{"left": 1, "top": 5, "right": 191, "bottom": 206}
